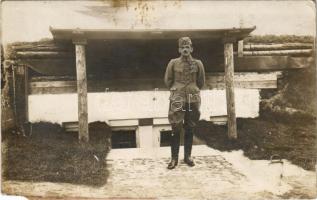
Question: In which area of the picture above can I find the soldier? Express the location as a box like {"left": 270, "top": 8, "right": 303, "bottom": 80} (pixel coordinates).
{"left": 164, "top": 37, "right": 205, "bottom": 169}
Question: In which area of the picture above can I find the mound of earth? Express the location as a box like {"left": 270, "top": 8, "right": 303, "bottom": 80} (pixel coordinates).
{"left": 194, "top": 118, "right": 316, "bottom": 171}
{"left": 2, "top": 121, "right": 111, "bottom": 186}
{"left": 261, "top": 63, "right": 316, "bottom": 122}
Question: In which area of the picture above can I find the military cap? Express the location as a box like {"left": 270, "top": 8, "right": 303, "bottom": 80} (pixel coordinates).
{"left": 178, "top": 37, "right": 192, "bottom": 47}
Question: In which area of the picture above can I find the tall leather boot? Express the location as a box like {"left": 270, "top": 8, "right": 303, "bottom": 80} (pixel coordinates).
{"left": 168, "top": 124, "right": 181, "bottom": 169}
{"left": 184, "top": 127, "right": 195, "bottom": 167}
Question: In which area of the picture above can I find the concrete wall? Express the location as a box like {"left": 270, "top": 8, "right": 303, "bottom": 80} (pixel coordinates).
{"left": 28, "top": 89, "right": 259, "bottom": 124}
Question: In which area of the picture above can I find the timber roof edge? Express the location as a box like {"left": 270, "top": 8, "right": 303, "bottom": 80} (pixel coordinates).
{"left": 49, "top": 26, "right": 256, "bottom": 41}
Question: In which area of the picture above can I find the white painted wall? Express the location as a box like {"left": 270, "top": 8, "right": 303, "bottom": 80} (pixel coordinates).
{"left": 28, "top": 89, "right": 259, "bottom": 124}
{"left": 2, "top": 0, "right": 315, "bottom": 46}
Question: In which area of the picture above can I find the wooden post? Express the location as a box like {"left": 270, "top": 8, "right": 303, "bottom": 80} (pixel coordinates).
{"left": 238, "top": 40, "right": 244, "bottom": 57}
{"left": 2, "top": 61, "right": 17, "bottom": 130}
{"left": 224, "top": 38, "right": 238, "bottom": 139}
{"left": 73, "top": 38, "right": 89, "bottom": 142}
{"left": 12, "top": 65, "right": 29, "bottom": 135}
{"left": 24, "top": 66, "right": 29, "bottom": 122}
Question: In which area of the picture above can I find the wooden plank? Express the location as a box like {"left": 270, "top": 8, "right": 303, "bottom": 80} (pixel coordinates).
{"left": 30, "top": 80, "right": 77, "bottom": 87}
{"left": 244, "top": 49, "right": 312, "bottom": 56}
{"left": 30, "top": 75, "right": 75, "bottom": 82}
{"left": 16, "top": 51, "right": 73, "bottom": 59}
{"left": 210, "top": 115, "right": 227, "bottom": 122}
{"left": 30, "top": 73, "right": 278, "bottom": 88}
{"left": 75, "top": 44, "right": 89, "bottom": 142}
{"left": 28, "top": 73, "right": 279, "bottom": 94}
{"left": 29, "top": 79, "right": 163, "bottom": 88}
{"left": 13, "top": 45, "right": 69, "bottom": 52}
{"left": 232, "top": 72, "right": 281, "bottom": 81}
{"left": 234, "top": 80, "right": 277, "bottom": 88}
{"left": 51, "top": 27, "right": 256, "bottom": 40}
{"left": 207, "top": 80, "right": 277, "bottom": 89}
{"left": 206, "top": 72, "right": 280, "bottom": 82}
{"left": 62, "top": 121, "right": 79, "bottom": 132}
{"left": 224, "top": 42, "right": 237, "bottom": 139}
{"left": 32, "top": 72, "right": 279, "bottom": 83}
{"left": 28, "top": 80, "right": 277, "bottom": 94}
{"left": 10, "top": 40, "right": 70, "bottom": 51}
{"left": 244, "top": 43, "right": 313, "bottom": 50}
{"left": 29, "top": 86, "right": 77, "bottom": 94}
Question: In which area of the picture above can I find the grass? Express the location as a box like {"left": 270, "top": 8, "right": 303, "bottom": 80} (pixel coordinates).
{"left": 2, "top": 121, "right": 112, "bottom": 186}
{"left": 195, "top": 117, "right": 316, "bottom": 171}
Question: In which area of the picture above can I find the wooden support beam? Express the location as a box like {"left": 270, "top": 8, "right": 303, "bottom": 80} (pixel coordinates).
{"left": 74, "top": 38, "right": 89, "bottom": 142}
{"left": 238, "top": 40, "right": 244, "bottom": 57}
{"left": 224, "top": 40, "right": 238, "bottom": 139}
{"left": 2, "top": 61, "right": 16, "bottom": 130}
{"left": 28, "top": 72, "right": 281, "bottom": 94}
{"left": 11, "top": 65, "right": 29, "bottom": 135}
{"left": 24, "top": 66, "right": 29, "bottom": 122}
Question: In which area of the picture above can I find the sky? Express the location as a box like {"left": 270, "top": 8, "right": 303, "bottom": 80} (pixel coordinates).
{"left": 2, "top": 0, "right": 316, "bottom": 44}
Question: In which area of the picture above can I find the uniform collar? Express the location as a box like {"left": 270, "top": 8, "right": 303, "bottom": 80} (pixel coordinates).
{"left": 180, "top": 55, "right": 194, "bottom": 62}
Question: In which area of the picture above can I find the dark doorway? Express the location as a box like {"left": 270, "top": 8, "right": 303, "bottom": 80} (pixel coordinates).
{"left": 160, "top": 130, "right": 185, "bottom": 147}
{"left": 160, "top": 130, "right": 171, "bottom": 147}
{"left": 111, "top": 130, "right": 137, "bottom": 149}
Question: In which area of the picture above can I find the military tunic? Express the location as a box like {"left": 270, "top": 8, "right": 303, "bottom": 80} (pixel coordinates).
{"left": 164, "top": 55, "right": 206, "bottom": 125}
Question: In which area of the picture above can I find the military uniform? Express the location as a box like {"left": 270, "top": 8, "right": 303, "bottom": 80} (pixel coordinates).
{"left": 164, "top": 53, "right": 205, "bottom": 162}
